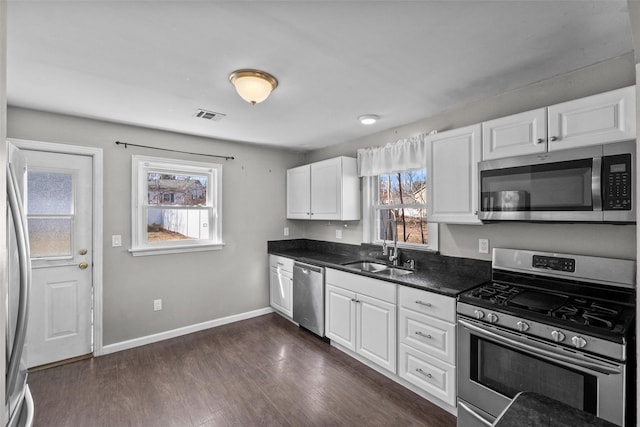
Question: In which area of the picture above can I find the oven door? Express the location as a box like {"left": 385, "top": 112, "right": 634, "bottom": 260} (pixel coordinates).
{"left": 457, "top": 317, "right": 626, "bottom": 427}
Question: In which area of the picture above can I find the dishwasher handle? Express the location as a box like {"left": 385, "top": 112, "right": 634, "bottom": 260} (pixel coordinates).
{"left": 294, "top": 262, "right": 323, "bottom": 275}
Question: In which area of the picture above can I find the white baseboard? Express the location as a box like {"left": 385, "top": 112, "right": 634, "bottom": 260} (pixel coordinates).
{"left": 99, "top": 307, "right": 274, "bottom": 356}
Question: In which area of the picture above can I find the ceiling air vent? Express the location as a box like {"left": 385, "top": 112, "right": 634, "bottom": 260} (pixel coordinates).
{"left": 193, "top": 109, "right": 226, "bottom": 121}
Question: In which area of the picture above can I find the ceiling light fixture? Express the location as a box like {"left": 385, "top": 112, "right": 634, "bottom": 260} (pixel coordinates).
{"left": 358, "top": 114, "right": 379, "bottom": 125}
{"left": 228, "top": 69, "right": 278, "bottom": 105}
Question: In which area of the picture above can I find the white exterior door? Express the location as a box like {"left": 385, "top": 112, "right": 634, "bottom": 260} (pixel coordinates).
{"left": 19, "top": 149, "right": 94, "bottom": 368}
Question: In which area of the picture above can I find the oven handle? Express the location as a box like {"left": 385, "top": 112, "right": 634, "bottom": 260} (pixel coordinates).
{"left": 458, "top": 319, "right": 622, "bottom": 375}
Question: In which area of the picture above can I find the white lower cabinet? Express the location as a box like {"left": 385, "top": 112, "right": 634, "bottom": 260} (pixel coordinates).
{"left": 398, "top": 286, "right": 457, "bottom": 406}
{"left": 325, "top": 269, "right": 396, "bottom": 373}
{"left": 324, "top": 269, "right": 458, "bottom": 411}
{"left": 269, "top": 255, "right": 293, "bottom": 318}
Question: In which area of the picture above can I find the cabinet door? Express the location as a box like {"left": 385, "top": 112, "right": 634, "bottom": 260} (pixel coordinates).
{"left": 310, "top": 157, "right": 342, "bottom": 220}
{"left": 427, "top": 124, "right": 482, "bottom": 224}
{"left": 356, "top": 293, "right": 396, "bottom": 373}
{"left": 270, "top": 265, "right": 292, "bottom": 317}
{"left": 548, "top": 86, "right": 636, "bottom": 151}
{"left": 286, "top": 165, "right": 311, "bottom": 219}
{"left": 482, "top": 108, "right": 547, "bottom": 160}
{"left": 325, "top": 284, "right": 356, "bottom": 351}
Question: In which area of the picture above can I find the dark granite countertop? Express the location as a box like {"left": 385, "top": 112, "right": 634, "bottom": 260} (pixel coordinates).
{"left": 493, "top": 392, "right": 618, "bottom": 427}
{"left": 268, "top": 239, "right": 490, "bottom": 297}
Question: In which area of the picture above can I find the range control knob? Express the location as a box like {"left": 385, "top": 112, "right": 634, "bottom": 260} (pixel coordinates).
{"left": 571, "top": 336, "right": 587, "bottom": 349}
{"left": 474, "top": 309, "right": 485, "bottom": 320}
{"left": 487, "top": 313, "right": 499, "bottom": 324}
{"left": 516, "top": 321, "right": 530, "bottom": 332}
{"left": 551, "top": 330, "right": 566, "bottom": 342}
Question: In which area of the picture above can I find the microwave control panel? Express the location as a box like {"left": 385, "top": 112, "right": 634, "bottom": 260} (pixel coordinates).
{"left": 602, "top": 154, "right": 632, "bottom": 211}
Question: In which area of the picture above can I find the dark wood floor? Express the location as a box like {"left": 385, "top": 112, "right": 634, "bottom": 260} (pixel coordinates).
{"left": 29, "top": 313, "right": 456, "bottom": 427}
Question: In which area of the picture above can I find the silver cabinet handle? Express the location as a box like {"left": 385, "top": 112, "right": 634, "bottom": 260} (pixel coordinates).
{"left": 550, "top": 136, "right": 558, "bottom": 141}
{"left": 536, "top": 138, "right": 544, "bottom": 144}
{"left": 415, "top": 300, "right": 432, "bottom": 307}
{"left": 416, "top": 368, "right": 432, "bottom": 378}
{"left": 415, "top": 331, "right": 432, "bottom": 339}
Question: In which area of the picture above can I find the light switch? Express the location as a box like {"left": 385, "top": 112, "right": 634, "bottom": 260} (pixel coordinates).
{"left": 112, "top": 235, "right": 122, "bottom": 247}
{"left": 335, "top": 229, "right": 343, "bottom": 239}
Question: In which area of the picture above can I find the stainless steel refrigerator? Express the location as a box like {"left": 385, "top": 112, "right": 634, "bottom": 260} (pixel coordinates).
{"left": 5, "top": 158, "right": 34, "bottom": 426}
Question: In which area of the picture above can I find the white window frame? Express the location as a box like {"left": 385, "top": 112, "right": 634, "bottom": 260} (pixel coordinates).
{"left": 129, "top": 155, "right": 223, "bottom": 256}
{"left": 362, "top": 173, "right": 438, "bottom": 252}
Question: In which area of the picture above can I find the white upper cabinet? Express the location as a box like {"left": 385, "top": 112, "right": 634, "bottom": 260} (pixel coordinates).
{"left": 481, "top": 86, "right": 636, "bottom": 160}
{"left": 286, "top": 165, "right": 311, "bottom": 219}
{"left": 547, "top": 86, "right": 636, "bottom": 151}
{"left": 482, "top": 108, "right": 547, "bottom": 160}
{"left": 427, "top": 124, "right": 482, "bottom": 224}
{"left": 286, "top": 156, "right": 360, "bottom": 220}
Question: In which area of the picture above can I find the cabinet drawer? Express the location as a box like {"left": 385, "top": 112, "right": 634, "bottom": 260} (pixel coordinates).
{"left": 399, "top": 308, "right": 455, "bottom": 364}
{"left": 399, "top": 343, "right": 456, "bottom": 406}
{"left": 326, "top": 268, "right": 396, "bottom": 304}
{"left": 399, "top": 286, "right": 455, "bottom": 322}
{"left": 269, "top": 254, "right": 294, "bottom": 272}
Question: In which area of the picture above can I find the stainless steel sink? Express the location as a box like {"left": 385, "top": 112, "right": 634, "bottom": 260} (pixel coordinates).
{"left": 342, "top": 261, "right": 389, "bottom": 273}
{"left": 377, "top": 268, "right": 413, "bottom": 276}
{"left": 342, "top": 261, "right": 413, "bottom": 276}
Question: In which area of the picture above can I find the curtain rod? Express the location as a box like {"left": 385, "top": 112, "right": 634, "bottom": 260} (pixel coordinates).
{"left": 115, "top": 141, "right": 235, "bottom": 160}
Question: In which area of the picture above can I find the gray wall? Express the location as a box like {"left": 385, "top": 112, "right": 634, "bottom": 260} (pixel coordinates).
{"left": 7, "top": 107, "right": 304, "bottom": 345}
{"left": 302, "top": 53, "right": 637, "bottom": 261}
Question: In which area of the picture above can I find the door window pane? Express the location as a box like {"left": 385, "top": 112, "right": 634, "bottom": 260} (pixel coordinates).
{"left": 27, "top": 218, "right": 72, "bottom": 257}
{"left": 27, "top": 172, "right": 73, "bottom": 215}
{"left": 147, "top": 208, "right": 210, "bottom": 241}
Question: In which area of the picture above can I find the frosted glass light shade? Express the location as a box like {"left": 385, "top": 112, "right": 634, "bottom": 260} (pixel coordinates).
{"left": 229, "top": 69, "right": 278, "bottom": 105}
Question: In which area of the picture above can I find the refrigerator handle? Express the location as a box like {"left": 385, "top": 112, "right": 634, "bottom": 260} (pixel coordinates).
{"left": 6, "top": 164, "right": 32, "bottom": 394}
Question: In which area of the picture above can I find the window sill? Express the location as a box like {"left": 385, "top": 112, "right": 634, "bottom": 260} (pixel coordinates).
{"left": 128, "top": 242, "right": 225, "bottom": 257}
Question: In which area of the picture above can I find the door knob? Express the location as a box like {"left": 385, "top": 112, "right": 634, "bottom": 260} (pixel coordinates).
{"left": 78, "top": 261, "right": 89, "bottom": 270}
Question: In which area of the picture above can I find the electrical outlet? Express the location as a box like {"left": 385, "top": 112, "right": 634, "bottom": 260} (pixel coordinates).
{"left": 153, "top": 299, "right": 162, "bottom": 311}
{"left": 479, "top": 238, "right": 489, "bottom": 254}
{"left": 111, "top": 235, "right": 122, "bottom": 247}
{"left": 284, "top": 227, "right": 289, "bottom": 236}
{"left": 335, "top": 229, "right": 343, "bottom": 239}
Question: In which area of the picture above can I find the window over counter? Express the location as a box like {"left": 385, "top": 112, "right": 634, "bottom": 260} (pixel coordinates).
{"left": 130, "top": 155, "right": 223, "bottom": 256}
{"left": 366, "top": 168, "right": 437, "bottom": 251}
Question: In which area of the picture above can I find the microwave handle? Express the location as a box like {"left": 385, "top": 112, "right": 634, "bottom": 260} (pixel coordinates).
{"left": 592, "top": 157, "right": 602, "bottom": 212}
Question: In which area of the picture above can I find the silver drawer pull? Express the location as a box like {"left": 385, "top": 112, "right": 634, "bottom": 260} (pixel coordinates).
{"left": 415, "top": 300, "right": 432, "bottom": 307}
{"left": 416, "top": 368, "right": 432, "bottom": 379}
{"left": 415, "top": 331, "right": 432, "bottom": 339}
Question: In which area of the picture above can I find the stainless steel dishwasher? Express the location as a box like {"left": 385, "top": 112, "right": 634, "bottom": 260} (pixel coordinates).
{"left": 293, "top": 262, "right": 325, "bottom": 337}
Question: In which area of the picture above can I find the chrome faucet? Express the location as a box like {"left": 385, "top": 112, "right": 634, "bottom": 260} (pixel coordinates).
{"left": 385, "top": 210, "right": 399, "bottom": 266}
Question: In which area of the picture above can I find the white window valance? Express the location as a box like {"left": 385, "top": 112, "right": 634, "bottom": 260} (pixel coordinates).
{"left": 356, "top": 133, "right": 429, "bottom": 177}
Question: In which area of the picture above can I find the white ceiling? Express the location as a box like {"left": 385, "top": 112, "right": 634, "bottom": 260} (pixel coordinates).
{"left": 6, "top": 1, "right": 634, "bottom": 151}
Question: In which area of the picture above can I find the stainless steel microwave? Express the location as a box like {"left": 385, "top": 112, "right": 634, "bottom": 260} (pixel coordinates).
{"left": 478, "top": 140, "right": 635, "bottom": 223}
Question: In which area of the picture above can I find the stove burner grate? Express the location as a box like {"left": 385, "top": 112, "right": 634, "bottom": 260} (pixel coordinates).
{"left": 551, "top": 298, "right": 622, "bottom": 330}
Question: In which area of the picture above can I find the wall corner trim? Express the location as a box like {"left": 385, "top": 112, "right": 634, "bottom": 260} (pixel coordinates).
{"left": 98, "top": 307, "right": 274, "bottom": 356}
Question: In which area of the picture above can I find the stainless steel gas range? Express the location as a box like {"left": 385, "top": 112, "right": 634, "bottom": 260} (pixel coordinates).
{"left": 456, "top": 248, "right": 636, "bottom": 427}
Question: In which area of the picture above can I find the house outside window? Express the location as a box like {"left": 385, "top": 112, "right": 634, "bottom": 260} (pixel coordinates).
{"left": 130, "top": 155, "right": 223, "bottom": 256}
